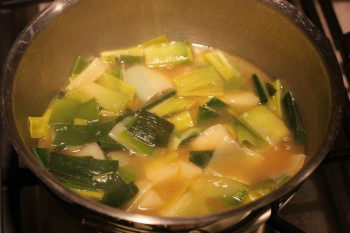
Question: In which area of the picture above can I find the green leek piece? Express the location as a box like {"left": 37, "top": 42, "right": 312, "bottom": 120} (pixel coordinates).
{"left": 204, "top": 51, "right": 243, "bottom": 89}
{"left": 97, "top": 72, "right": 136, "bottom": 101}
{"left": 32, "top": 148, "right": 50, "bottom": 168}
{"left": 166, "top": 111, "right": 194, "bottom": 132}
{"left": 28, "top": 109, "right": 52, "bottom": 139}
{"left": 101, "top": 181, "right": 138, "bottom": 208}
{"left": 252, "top": 74, "right": 268, "bottom": 104}
{"left": 70, "top": 56, "right": 89, "bottom": 79}
{"left": 72, "top": 189, "right": 104, "bottom": 200}
{"left": 174, "top": 66, "right": 225, "bottom": 96}
{"left": 66, "top": 58, "right": 108, "bottom": 91}
{"left": 141, "top": 35, "right": 169, "bottom": 48}
{"left": 232, "top": 118, "right": 263, "bottom": 148}
{"left": 196, "top": 106, "right": 219, "bottom": 124}
{"left": 144, "top": 41, "right": 193, "bottom": 67}
{"left": 140, "top": 90, "right": 176, "bottom": 111}
{"left": 283, "top": 91, "right": 307, "bottom": 143}
{"left": 218, "top": 188, "right": 248, "bottom": 206}
{"left": 126, "top": 110, "right": 174, "bottom": 147}
{"left": 189, "top": 150, "right": 213, "bottom": 168}
{"left": 64, "top": 88, "right": 92, "bottom": 103}
{"left": 267, "top": 79, "right": 283, "bottom": 118}
{"left": 53, "top": 121, "right": 114, "bottom": 146}
{"left": 205, "top": 97, "right": 228, "bottom": 109}
{"left": 80, "top": 82, "right": 130, "bottom": 114}
{"left": 49, "top": 153, "right": 118, "bottom": 182}
{"left": 106, "top": 68, "right": 122, "bottom": 79}
{"left": 100, "top": 46, "right": 144, "bottom": 64}
{"left": 49, "top": 98, "right": 99, "bottom": 125}
{"left": 119, "top": 55, "right": 144, "bottom": 64}
{"left": 116, "top": 130, "right": 155, "bottom": 156}
{"left": 117, "top": 166, "right": 138, "bottom": 183}
{"left": 179, "top": 128, "right": 202, "bottom": 146}
{"left": 98, "top": 135, "right": 124, "bottom": 150}
{"left": 240, "top": 106, "right": 289, "bottom": 145}
{"left": 74, "top": 118, "right": 88, "bottom": 125}
{"left": 149, "top": 96, "right": 196, "bottom": 117}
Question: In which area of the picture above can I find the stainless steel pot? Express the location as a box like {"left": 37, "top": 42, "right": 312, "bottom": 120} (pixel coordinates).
{"left": 1, "top": 0, "right": 343, "bottom": 231}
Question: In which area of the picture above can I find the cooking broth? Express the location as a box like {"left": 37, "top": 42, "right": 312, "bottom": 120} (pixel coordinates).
{"left": 29, "top": 35, "right": 306, "bottom": 217}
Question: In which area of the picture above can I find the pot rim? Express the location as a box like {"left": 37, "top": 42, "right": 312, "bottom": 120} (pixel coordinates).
{"left": 1, "top": 0, "right": 343, "bottom": 227}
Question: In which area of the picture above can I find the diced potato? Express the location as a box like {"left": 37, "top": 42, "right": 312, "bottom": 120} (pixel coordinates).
{"left": 146, "top": 151, "right": 179, "bottom": 173}
{"left": 222, "top": 91, "right": 259, "bottom": 112}
{"left": 76, "top": 143, "right": 105, "bottom": 160}
{"left": 190, "top": 124, "right": 232, "bottom": 150}
{"left": 146, "top": 162, "right": 179, "bottom": 184}
{"left": 125, "top": 65, "right": 173, "bottom": 102}
{"left": 178, "top": 161, "right": 203, "bottom": 179}
{"left": 206, "top": 140, "right": 264, "bottom": 185}
{"left": 138, "top": 190, "right": 164, "bottom": 210}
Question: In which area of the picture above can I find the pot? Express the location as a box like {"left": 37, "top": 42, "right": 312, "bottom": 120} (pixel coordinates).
{"left": 1, "top": 0, "right": 343, "bottom": 231}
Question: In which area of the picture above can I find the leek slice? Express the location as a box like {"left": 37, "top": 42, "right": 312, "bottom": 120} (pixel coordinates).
{"left": 144, "top": 41, "right": 193, "bottom": 67}
{"left": 141, "top": 35, "right": 169, "bottom": 47}
{"left": 117, "top": 166, "right": 138, "bottom": 183}
{"left": 149, "top": 96, "right": 196, "bottom": 117}
{"left": 97, "top": 72, "right": 136, "bottom": 101}
{"left": 119, "top": 55, "right": 144, "bottom": 64}
{"left": 231, "top": 118, "right": 263, "bottom": 148}
{"left": 240, "top": 106, "right": 289, "bottom": 145}
{"left": 174, "top": 66, "right": 225, "bottom": 97}
{"left": 140, "top": 90, "right": 176, "bottom": 111}
{"left": 100, "top": 46, "right": 143, "bottom": 64}
{"left": 189, "top": 150, "right": 213, "bottom": 168}
{"left": 80, "top": 82, "right": 130, "bottom": 114}
{"left": 252, "top": 74, "right": 268, "bottom": 104}
{"left": 66, "top": 58, "right": 108, "bottom": 91}
{"left": 28, "top": 109, "right": 52, "bottom": 139}
{"left": 267, "top": 79, "right": 283, "bottom": 118}
{"left": 70, "top": 56, "right": 89, "bottom": 80}
{"left": 196, "top": 106, "right": 219, "bottom": 124}
{"left": 166, "top": 111, "right": 194, "bottom": 132}
{"left": 204, "top": 50, "right": 243, "bottom": 89}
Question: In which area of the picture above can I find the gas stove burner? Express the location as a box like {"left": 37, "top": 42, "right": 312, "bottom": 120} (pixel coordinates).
{"left": 1, "top": 0, "right": 350, "bottom": 232}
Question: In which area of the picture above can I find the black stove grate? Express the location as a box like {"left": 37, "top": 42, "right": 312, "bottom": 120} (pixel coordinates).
{"left": 1, "top": 1, "right": 350, "bottom": 233}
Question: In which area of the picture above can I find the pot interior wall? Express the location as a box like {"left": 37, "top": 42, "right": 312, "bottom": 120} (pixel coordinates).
{"left": 12, "top": 0, "right": 331, "bottom": 165}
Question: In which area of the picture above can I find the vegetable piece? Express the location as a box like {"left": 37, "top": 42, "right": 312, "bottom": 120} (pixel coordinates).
{"left": 240, "top": 106, "right": 289, "bottom": 146}
{"left": 196, "top": 106, "right": 219, "bottom": 124}
{"left": 28, "top": 109, "right": 52, "bottom": 139}
{"left": 204, "top": 50, "right": 244, "bottom": 88}
{"left": 141, "top": 35, "right": 169, "bottom": 47}
{"left": 108, "top": 151, "right": 132, "bottom": 166}
{"left": 126, "top": 110, "right": 175, "bottom": 147}
{"left": 119, "top": 55, "right": 144, "bottom": 64}
{"left": 189, "top": 150, "right": 213, "bottom": 168}
{"left": 190, "top": 124, "right": 231, "bottom": 150}
{"left": 205, "top": 97, "right": 228, "bottom": 109}
{"left": 174, "top": 66, "right": 224, "bottom": 97}
{"left": 222, "top": 91, "right": 259, "bottom": 112}
{"left": 106, "top": 67, "right": 122, "bottom": 79}
{"left": 178, "top": 161, "right": 203, "bottom": 179}
{"left": 283, "top": 91, "right": 307, "bottom": 143}
{"left": 252, "top": 74, "right": 268, "bottom": 104}
{"left": 138, "top": 190, "right": 164, "bottom": 210}
{"left": 218, "top": 188, "right": 248, "bottom": 206}
{"left": 166, "top": 111, "right": 194, "bottom": 132}
{"left": 97, "top": 72, "right": 136, "bottom": 101}
{"left": 231, "top": 118, "right": 263, "bottom": 148}
{"left": 149, "top": 97, "right": 196, "bottom": 117}
{"left": 64, "top": 88, "right": 92, "bottom": 103}
{"left": 117, "top": 166, "right": 138, "bottom": 183}
{"left": 70, "top": 56, "right": 89, "bottom": 79}
{"left": 74, "top": 118, "right": 88, "bottom": 125}
{"left": 32, "top": 147, "right": 50, "bottom": 168}
{"left": 80, "top": 82, "right": 130, "bottom": 114}
{"left": 98, "top": 135, "right": 124, "bottom": 151}
{"left": 66, "top": 58, "right": 108, "bottom": 91}
{"left": 144, "top": 42, "right": 193, "bottom": 67}
{"left": 146, "top": 151, "right": 179, "bottom": 173}
{"left": 285, "top": 154, "right": 306, "bottom": 176}
{"left": 49, "top": 98, "right": 99, "bottom": 125}
{"left": 265, "top": 82, "right": 277, "bottom": 97}
{"left": 53, "top": 121, "right": 114, "bottom": 146}
{"left": 179, "top": 128, "right": 202, "bottom": 146}
{"left": 101, "top": 181, "right": 139, "bottom": 208}
{"left": 49, "top": 153, "right": 118, "bottom": 183}
{"left": 267, "top": 79, "right": 283, "bottom": 118}
{"left": 139, "top": 90, "right": 176, "bottom": 111}
{"left": 100, "top": 46, "right": 143, "bottom": 64}
{"left": 206, "top": 140, "right": 264, "bottom": 185}
{"left": 75, "top": 143, "right": 105, "bottom": 160}
{"left": 72, "top": 189, "right": 104, "bottom": 200}
{"left": 125, "top": 65, "right": 173, "bottom": 102}
{"left": 146, "top": 162, "right": 179, "bottom": 184}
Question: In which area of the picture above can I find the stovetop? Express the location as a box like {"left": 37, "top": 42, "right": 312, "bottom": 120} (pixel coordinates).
{"left": 1, "top": 1, "right": 350, "bottom": 233}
